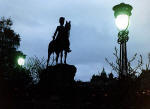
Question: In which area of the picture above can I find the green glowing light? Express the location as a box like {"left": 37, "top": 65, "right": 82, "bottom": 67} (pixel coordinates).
{"left": 18, "top": 57, "right": 25, "bottom": 66}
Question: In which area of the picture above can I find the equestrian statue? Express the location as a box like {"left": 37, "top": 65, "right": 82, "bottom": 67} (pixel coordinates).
{"left": 47, "top": 17, "right": 71, "bottom": 67}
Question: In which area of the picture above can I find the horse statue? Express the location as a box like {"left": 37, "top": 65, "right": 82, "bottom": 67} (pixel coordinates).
{"left": 47, "top": 21, "right": 71, "bottom": 67}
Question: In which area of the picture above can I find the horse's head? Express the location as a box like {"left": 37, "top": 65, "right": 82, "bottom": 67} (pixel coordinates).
{"left": 65, "top": 21, "right": 71, "bottom": 31}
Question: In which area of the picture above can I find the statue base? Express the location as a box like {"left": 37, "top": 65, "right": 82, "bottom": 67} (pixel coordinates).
{"left": 39, "top": 64, "right": 77, "bottom": 89}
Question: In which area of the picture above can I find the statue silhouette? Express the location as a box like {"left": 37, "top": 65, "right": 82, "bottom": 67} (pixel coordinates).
{"left": 47, "top": 17, "right": 71, "bottom": 67}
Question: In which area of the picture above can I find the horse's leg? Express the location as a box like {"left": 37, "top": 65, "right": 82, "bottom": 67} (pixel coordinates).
{"left": 60, "top": 50, "right": 63, "bottom": 64}
{"left": 47, "top": 50, "right": 51, "bottom": 68}
{"left": 64, "top": 50, "right": 67, "bottom": 64}
{"left": 56, "top": 52, "right": 59, "bottom": 64}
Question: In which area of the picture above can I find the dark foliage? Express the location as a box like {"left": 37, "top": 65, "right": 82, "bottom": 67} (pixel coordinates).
{"left": 0, "top": 17, "right": 22, "bottom": 67}
{"left": 0, "top": 17, "right": 32, "bottom": 91}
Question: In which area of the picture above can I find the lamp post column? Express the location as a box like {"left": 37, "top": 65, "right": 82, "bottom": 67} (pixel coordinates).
{"left": 118, "top": 30, "right": 129, "bottom": 76}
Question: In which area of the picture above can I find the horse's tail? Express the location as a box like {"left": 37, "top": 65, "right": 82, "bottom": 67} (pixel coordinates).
{"left": 47, "top": 40, "right": 55, "bottom": 67}
{"left": 48, "top": 42, "right": 51, "bottom": 52}
{"left": 49, "top": 40, "right": 55, "bottom": 50}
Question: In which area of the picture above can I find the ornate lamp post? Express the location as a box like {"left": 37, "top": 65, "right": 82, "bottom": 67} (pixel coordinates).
{"left": 113, "top": 3, "right": 133, "bottom": 76}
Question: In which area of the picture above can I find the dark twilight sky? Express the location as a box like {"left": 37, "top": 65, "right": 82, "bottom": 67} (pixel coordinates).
{"left": 1, "top": 0, "right": 150, "bottom": 81}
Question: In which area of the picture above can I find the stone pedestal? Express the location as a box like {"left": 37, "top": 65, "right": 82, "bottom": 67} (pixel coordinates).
{"left": 39, "top": 64, "right": 77, "bottom": 89}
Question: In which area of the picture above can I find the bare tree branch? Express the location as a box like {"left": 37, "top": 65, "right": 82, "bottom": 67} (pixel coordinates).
{"left": 25, "top": 56, "right": 46, "bottom": 83}
{"left": 105, "top": 47, "right": 143, "bottom": 77}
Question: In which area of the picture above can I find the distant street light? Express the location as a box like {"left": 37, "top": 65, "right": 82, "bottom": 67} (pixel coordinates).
{"left": 113, "top": 3, "right": 133, "bottom": 76}
{"left": 18, "top": 57, "right": 25, "bottom": 66}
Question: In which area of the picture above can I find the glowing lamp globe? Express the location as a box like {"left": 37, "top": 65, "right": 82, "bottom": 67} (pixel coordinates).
{"left": 113, "top": 3, "right": 133, "bottom": 31}
{"left": 18, "top": 57, "right": 25, "bottom": 66}
{"left": 115, "top": 14, "right": 129, "bottom": 31}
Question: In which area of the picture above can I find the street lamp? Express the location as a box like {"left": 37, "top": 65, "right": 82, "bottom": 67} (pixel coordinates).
{"left": 113, "top": 3, "right": 133, "bottom": 76}
{"left": 18, "top": 57, "right": 25, "bottom": 66}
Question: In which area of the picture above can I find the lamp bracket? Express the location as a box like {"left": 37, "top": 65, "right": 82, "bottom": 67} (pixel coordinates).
{"left": 117, "top": 30, "right": 129, "bottom": 43}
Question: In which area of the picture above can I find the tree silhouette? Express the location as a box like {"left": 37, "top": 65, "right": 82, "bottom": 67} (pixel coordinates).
{"left": 0, "top": 17, "right": 32, "bottom": 88}
{"left": 0, "top": 17, "right": 21, "bottom": 68}
{"left": 0, "top": 17, "right": 20, "bottom": 49}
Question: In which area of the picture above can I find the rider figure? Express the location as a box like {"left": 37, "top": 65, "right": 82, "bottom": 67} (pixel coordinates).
{"left": 53, "top": 17, "right": 65, "bottom": 40}
{"left": 53, "top": 17, "right": 71, "bottom": 52}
